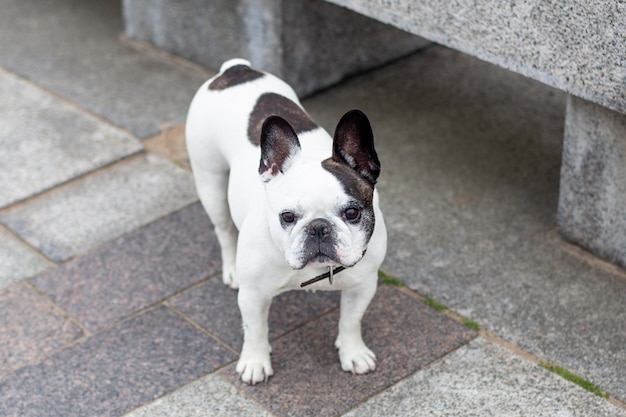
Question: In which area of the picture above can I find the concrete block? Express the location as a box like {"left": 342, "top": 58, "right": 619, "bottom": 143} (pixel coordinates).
{"left": 122, "top": 0, "right": 429, "bottom": 96}
{"left": 325, "top": 0, "right": 626, "bottom": 114}
{"left": 123, "top": 0, "right": 251, "bottom": 71}
{"left": 558, "top": 95, "right": 626, "bottom": 268}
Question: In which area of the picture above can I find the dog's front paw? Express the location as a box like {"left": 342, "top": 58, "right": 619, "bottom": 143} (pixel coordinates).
{"left": 336, "top": 339, "right": 376, "bottom": 374}
{"left": 236, "top": 352, "right": 273, "bottom": 384}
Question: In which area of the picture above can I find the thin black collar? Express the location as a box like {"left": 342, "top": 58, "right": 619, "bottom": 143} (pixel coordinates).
{"left": 300, "top": 249, "right": 367, "bottom": 288}
{"left": 300, "top": 265, "right": 345, "bottom": 287}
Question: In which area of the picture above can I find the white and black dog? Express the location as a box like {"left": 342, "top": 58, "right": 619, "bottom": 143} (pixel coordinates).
{"left": 186, "top": 59, "right": 387, "bottom": 384}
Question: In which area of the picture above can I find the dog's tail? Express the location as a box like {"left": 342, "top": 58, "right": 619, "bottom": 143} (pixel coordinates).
{"left": 220, "top": 58, "right": 252, "bottom": 73}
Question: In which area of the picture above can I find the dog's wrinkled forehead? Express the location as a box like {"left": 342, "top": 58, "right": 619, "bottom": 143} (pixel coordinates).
{"left": 321, "top": 158, "right": 375, "bottom": 208}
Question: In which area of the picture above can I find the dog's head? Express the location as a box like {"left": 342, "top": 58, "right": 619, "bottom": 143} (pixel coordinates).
{"left": 259, "top": 110, "right": 380, "bottom": 270}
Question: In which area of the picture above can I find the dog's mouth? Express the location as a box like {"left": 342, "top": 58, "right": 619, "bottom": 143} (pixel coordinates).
{"left": 306, "top": 252, "right": 341, "bottom": 267}
{"left": 289, "top": 247, "right": 366, "bottom": 271}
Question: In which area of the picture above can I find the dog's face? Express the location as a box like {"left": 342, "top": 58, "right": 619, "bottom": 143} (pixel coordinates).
{"left": 259, "top": 110, "right": 380, "bottom": 270}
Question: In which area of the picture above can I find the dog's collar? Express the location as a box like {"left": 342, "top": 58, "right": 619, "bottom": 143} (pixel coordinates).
{"left": 300, "top": 265, "right": 345, "bottom": 288}
{"left": 299, "top": 250, "right": 367, "bottom": 288}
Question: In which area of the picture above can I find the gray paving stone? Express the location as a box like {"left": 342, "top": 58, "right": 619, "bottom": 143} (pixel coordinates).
{"left": 302, "top": 47, "right": 626, "bottom": 401}
{"left": 31, "top": 204, "right": 220, "bottom": 332}
{"left": 0, "top": 283, "right": 83, "bottom": 375}
{"left": 0, "top": 0, "right": 210, "bottom": 138}
{"left": 0, "top": 68, "right": 143, "bottom": 209}
{"left": 0, "top": 154, "right": 198, "bottom": 262}
{"left": 124, "top": 374, "right": 272, "bottom": 417}
{"left": 0, "top": 306, "right": 237, "bottom": 417}
{"left": 344, "top": 338, "right": 626, "bottom": 417}
{"left": 0, "top": 228, "right": 50, "bottom": 289}
{"left": 222, "top": 285, "right": 475, "bottom": 417}
{"left": 171, "top": 277, "right": 340, "bottom": 351}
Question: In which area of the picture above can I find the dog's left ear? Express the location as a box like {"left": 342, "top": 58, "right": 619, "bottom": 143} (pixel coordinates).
{"left": 259, "top": 116, "right": 302, "bottom": 182}
{"left": 332, "top": 110, "right": 380, "bottom": 185}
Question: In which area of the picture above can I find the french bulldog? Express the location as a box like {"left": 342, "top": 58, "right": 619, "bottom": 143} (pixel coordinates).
{"left": 185, "top": 58, "right": 387, "bottom": 384}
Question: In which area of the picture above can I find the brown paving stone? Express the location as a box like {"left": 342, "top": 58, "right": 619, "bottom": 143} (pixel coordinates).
{"left": 171, "top": 277, "right": 340, "bottom": 350}
{"left": 143, "top": 123, "right": 190, "bottom": 169}
{"left": 0, "top": 306, "right": 237, "bottom": 417}
{"left": 0, "top": 283, "right": 83, "bottom": 375}
{"left": 221, "top": 285, "right": 476, "bottom": 417}
{"left": 30, "top": 203, "right": 220, "bottom": 332}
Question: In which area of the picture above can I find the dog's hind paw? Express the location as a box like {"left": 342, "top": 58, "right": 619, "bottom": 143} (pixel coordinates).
{"left": 236, "top": 353, "right": 273, "bottom": 385}
{"left": 222, "top": 264, "right": 238, "bottom": 289}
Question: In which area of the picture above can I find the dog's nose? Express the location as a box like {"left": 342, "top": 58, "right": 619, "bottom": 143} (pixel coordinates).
{"left": 307, "top": 218, "right": 332, "bottom": 239}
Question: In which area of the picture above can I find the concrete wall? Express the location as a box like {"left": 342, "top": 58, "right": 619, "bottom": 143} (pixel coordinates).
{"left": 122, "top": 0, "right": 430, "bottom": 96}
{"left": 325, "top": 0, "right": 626, "bottom": 114}
{"left": 558, "top": 97, "right": 626, "bottom": 269}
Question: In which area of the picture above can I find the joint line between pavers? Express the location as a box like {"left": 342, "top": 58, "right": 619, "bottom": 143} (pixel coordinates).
{"left": 118, "top": 34, "right": 215, "bottom": 80}
{"left": 0, "top": 282, "right": 90, "bottom": 378}
{"left": 380, "top": 272, "right": 626, "bottom": 408}
{"left": 23, "top": 280, "right": 92, "bottom": 337}
{"left": 0, "top": 65, "right": 143, "bottom": 141}
{"left": 0, "top": 222, "right": 56, "bottom": 269}
{"left": 0, "top": 151, "right": 146, "bottom": 215}
{"left": 546, "top": 229, "right": 626, "bottom": 282}
{"left": 213, "top": 371, "right": 279, "bottom": 417}
{"left": 164, "top": 300, "right": 241, "bottom": 358}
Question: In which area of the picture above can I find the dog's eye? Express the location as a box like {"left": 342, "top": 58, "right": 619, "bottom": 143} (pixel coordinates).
{"left": 344, "top": 207, "right": 360, "bottom": 221}
{"left": 281, "top": 211, "right": 296, "bottom": 224}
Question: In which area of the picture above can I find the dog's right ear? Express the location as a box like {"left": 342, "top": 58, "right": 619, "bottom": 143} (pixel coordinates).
{"left": 259, "top": 116, "right": 302, "bottom": 182}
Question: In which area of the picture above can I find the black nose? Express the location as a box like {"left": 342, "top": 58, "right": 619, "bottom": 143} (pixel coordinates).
{"left": 307, "top": 218, "right": 332, "bottom": 239}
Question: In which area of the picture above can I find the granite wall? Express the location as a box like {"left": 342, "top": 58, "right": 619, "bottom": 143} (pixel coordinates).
{"left": 325, "top": 0, "right": 626, "bottom": 114}
{"left": 122, "top": 0, "right": 429, "bottom": 97}
{"left": 558, "top": 97, "right": 626, "bottom": 268}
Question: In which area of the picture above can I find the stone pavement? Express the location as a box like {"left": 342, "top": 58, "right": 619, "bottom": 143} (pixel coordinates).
{"left": 0, "top": 1, "right": 625, "bottom": 416}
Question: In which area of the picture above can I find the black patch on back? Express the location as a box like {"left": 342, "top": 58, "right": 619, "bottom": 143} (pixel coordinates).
{"left": 248, "top": 93, "right": 318, "bottom": 146}
{"left": 208, "top": 65, "right": 265, "bottom": 91}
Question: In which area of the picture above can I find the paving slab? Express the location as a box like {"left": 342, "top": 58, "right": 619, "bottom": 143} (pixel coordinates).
{"left": 0, "top": 0, "right": 211, "bottom": 138}
{"left": 0, "top": 154, "right": 198, "bottom": 262}
{"left": 0, "top": 227, "right": 51, "bottom": 289}
{"left": 302, "top": 46, "right": 626, "bottom": 402}
{"left": 344, "top": 337, "right": 626, "bottom": 417}
{"left": 0, "top": 306, "right": 237, "bottom": 417}
{"left": 30, "top": 204, "right": 220, "bottom": 332}
{"left": 143, "top": 123, "right": 190, "bottom": 169}
{"left": 124, "top": 374, "right": 272, "bottom": 417}
{"left": 0, "top": 69, "right": 143, "bottom": 209}
{"left": 171, "top": 276, "right": 340, "bottom": 351}
{"left": 0, "top": 283, "right": 82, "bottom": 376}
{"left": 221, "top": 285, "right": 476, "bottom": 417}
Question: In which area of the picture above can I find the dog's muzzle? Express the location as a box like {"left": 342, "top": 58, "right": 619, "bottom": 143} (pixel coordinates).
{"left": 303, "top": 218, "right": 340, "bottom": 264}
